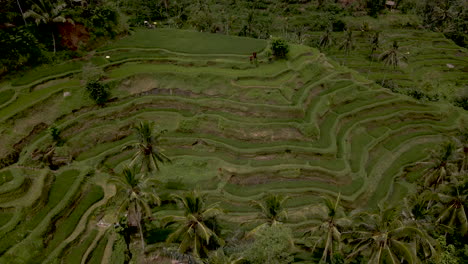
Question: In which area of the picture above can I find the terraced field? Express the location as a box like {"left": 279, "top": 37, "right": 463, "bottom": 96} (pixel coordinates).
{"left": 0, "top": 28, "right": 466, "bottom": 263}
{"left": 310, "top": 29, "right": 468, "bottom": 99}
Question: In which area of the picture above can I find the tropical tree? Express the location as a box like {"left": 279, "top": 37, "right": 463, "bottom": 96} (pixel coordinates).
{"left": 23, "top": 0, "right": 72, "bottom": 53}
{"left": 318, "top": 28, "right": 333, "bottom": 50}
{"left": 164, "top": 191, "right": 223, "bottom": 258}
{"left": 455, "top": 130, "right": 468, "bottom": 172}
{"left": 379, "top": 40, "right": 407, "bottom": 69}
{"left": 419, "top": 142, "right": 461, "bottom": 188}
{"left": 345, "top": 206, "right": 435, "bottom": 263}
{"left": 127, "top": 121, "right": 170, "bottom": 173}
{"left": 111, "top": 165, "right": 161, "bottom": 251}
{"left": 251, "top": 193, "right": 289, "bottom": 226}
{"left": 270, "top": 38, "right": 289, "bottom": 59}
{"left": 339, "top": 29, "right": 354, "bottom": 55}
{"left": 304, "top": 194, "right": 350, "bottom": 263}
{"left": 435, "top": 176, "right": 468, "bottom": 236}
{"left": 370, "top": 31, "right": 380, "bottom": 57}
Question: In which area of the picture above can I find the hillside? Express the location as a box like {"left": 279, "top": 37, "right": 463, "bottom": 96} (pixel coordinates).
{"left": 0, "top": 29, "right": 466, "bottom": 263}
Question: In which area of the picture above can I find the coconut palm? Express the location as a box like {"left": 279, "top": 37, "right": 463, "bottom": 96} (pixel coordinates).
{"left": 345, "top": 206, "right": 433, "bottom": 264}
{"left": 435, "top": 177, "right": 468, "bottom": 236}
{"left": 111, "top": 165, "right": 161, "bottom": 251}
{"left": 305, "top": 194, "right": 350, "bottom": 263}
{"left": 339, "top": 29, "right": 354, "bottom": 55}
{"left": 456, "top": 130, "right": 468, "bottom": 172}
{"left": 379, "top": 40, "right": 407, "bottom": 69}
{"left": 370, "top": 31, "right": 380, "bottom": 57}
{"left": 318, "top": 28, "right": 333, "bottom": 50}
{"left": 23, "top": 0, "right": 72, "bottom": 53}
{"left": 419, "top": 142, "right": 461, "bottom": 188}
{"left": 128, "top": 121, "right": 171, "bottom": 173}
{"left": 164, "top": 191, "right": 223, "bottom": 258}
{"left": 251, "top": 193, "right": 289, "bottom": 225}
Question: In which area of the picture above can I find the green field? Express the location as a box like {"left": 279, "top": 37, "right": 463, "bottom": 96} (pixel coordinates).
{"left": 0, "top": 28, "right": 466, "bottom": 263}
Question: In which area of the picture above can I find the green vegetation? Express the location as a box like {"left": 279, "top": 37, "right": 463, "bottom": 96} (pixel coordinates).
{"left": 0, "top": 0, "right": 467, "bottom": 263}
{"left": 85, "top": 80, "right": 111, "bottom": 106}
{"left": 99, "top": 29, "right": 267, "bottom": 55}
{"left": 0, "top": 90, "right": 14, "bottom": 106}
{"left": 270, "top": 38, "right": 290, "bottom": 59}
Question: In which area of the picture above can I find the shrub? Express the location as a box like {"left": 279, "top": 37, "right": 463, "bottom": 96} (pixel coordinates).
{"left": 243, "top": 224, "right": 294, "bottom": 264}
{"left": 454, "top": 96, "right": 468, "bottom": 110}
{"left": 270, "top": 38, "right": 289, "bottom": 59}
{"left": 49, "top": 126, "right": 64, "bottom": 146}
{"left": 332, "top": 19, "right": 347, "bottom": 32}
{"left": 85, "top": 80, "right": 110, "bottom": 105}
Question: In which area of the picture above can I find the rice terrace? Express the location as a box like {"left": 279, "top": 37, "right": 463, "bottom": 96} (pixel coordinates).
{"left": 0, "top": 1, "right": 467, "bottom": 263}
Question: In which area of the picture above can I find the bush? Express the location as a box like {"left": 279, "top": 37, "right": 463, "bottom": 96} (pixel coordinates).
{"left": 85, "top": 80, "right": 111, "bottom": 105}
{"left": 454, "top": 96, "right": 468, "bottom": 110}
{"left": 332, "top": 19, "right": 347, "bottom": 32}
{"left": 270, "top": 38, "right": 289, "bottom": 59}
{"left": 243, "top": 224, "right": 294, "bottom": 264}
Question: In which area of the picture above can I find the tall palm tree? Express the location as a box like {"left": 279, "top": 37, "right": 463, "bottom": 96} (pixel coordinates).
{"left": 435, "top": 177, "right": 468, "bottom": 236}
{"left": 128, "top": 121, "right": 171, "bottom": 173}
{"left": 339, "top": 29, "right": 354, "bottom": 55}
{"left": 318, "top": 28, "right": 333, "bottom": 50}
{"left": 164, "top": 191, "right": 223, "bottom": 258}
{"left": 23, "top": 0, "right": 72, "bottom": 53}
{"left": 370, "top": 31, "right": 380, "bottom": 57}
{"left": 305, "top": 194, "right": 350, "bottom": 263}
{"left": 251, "top": 193, "right": 289, "bottom": 225}
{"left": 456, "top": 130, "right": 468, "bottom": 173}
{"left": 16, "top": 0, "right": 27, "bottom": 25}
{"left": 379, "top": 40, "right": 407, "bottom": 69}
{"left": 345, "top": 206, "right": 434, "bottom": 264}
{"left": 111, "top": 165, "right": 161, "bottom": 251}
{"left": 419, "top": 142, "right": 460, "bottom": 188}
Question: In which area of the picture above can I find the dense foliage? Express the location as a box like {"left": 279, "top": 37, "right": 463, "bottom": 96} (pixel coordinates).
{"left": 2, "top": 0, "right": 466, "bottom": 76}
{"left": 0, "top": 0, "right": 467, "bottom": 263}
{"left": 85, "top": 80, "right": 110, "bottom": 105}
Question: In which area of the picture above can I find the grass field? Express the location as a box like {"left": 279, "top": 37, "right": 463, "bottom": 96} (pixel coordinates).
{"left": 0, "top": 28, "right": 466, "bottom": 263}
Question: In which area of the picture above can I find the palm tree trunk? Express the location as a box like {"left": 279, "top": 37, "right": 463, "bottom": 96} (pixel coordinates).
{"left": 137, "top": 220, "right": 145, "bottom": 252}
{"left": 52, "top": 32, "right": 56, "bottom": 54}
{"left": 16, "top": 0, "right": 27, "bottom": 25}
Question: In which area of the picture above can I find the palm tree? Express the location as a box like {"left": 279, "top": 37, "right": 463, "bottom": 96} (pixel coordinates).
{"left": 435, "top": 177, "right": 468, "bottom": 236}
{"left": 379, "top": 40, "right": 407, "bottom": 69}
{"left": 251, "top": 193, "right": 289, "bottom": 225}
{"left": 305, "top": 194, "right": 350, "bottom": 263}
{"left": 345, "top": 206, "right": 434, "bottom": 263}
{"left": 456, "top": 130, "right": 468, "bottom": 172}
{"left": 339, "top": 29, "right": 354, "bottom": 55}
{"left": 318, "top": 28, "right": 332, "bottom": 50}
{"left": 419, "top": 142, "right": 460, "bottom": 188}
{"left": 164, "top": 191, "right": 223, "bottom": 258}
{"left": 111, "top": 165, "right": 161, "bottom": 251}
{"left": 128, "top": 121, "right": 170, "bottom": 173}
{"left": 370, "top": 31, "right": 380, "bottom": 57}
{"left": 16, "top": 0, "right": 27, "bottom": 25}
{"left": 23, "top": 0, "right": 72, "bottom": 53}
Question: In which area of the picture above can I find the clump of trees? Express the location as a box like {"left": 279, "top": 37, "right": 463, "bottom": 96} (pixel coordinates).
{"left": 85, "top": 80, "right": 111, "bottom": 106}
{"left": 270, "top": 38, "right": 289, "bottom": 59}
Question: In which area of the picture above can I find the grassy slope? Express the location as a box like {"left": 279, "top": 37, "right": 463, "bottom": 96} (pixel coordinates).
{"left": 0, "top": 28, "right": 466, "bottom": 263}
{"left": 98, "top": 28, "right": 267, "bottom": 54}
